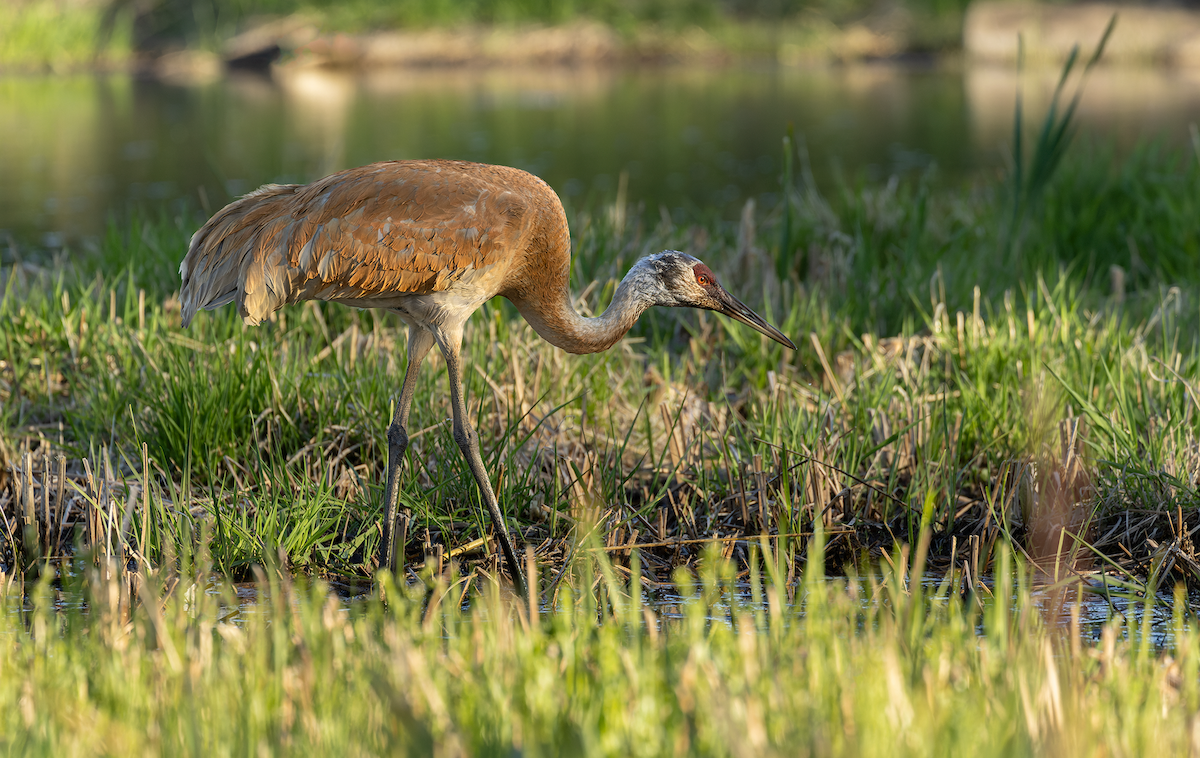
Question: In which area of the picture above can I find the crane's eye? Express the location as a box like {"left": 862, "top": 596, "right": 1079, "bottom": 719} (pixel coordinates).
{"left": 695, "top": 272, "right": 712, "bottom": 286}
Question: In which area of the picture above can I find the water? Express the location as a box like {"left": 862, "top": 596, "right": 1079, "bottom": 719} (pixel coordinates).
{"left": 651, "top": 573, "right": 1183, "bottom": 648}
{"left": 3, "top": 62, "right": 1200, "bottom": 247}
{"left": 5, "top": 564, "right": 1182, "bottom": 650}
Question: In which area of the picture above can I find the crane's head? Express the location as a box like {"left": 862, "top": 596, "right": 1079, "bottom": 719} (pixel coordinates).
{"left": 632, "top": 251, "right": 797, "bottom": 349}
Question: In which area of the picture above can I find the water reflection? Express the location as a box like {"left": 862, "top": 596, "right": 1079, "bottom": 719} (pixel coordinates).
{"left": 11, "top": 568, "right": 1182, "bottom": 650}
{"left": 3, "top": 63, "right": 1199, "bottom": 246}
{"left": 651, "top": 574, "right": 1182, "bottom": 648}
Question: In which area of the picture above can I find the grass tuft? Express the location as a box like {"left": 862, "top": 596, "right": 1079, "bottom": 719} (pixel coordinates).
{"left": 0, "top": 545, "right": 1194, "bottom": 754}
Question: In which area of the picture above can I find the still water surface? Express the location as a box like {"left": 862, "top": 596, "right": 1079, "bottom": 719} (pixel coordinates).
{"left": 222, "top": 572, "right": 1177, "bottom": 648}
{"left": 4, "top": 63, "right": 1200, "bottom": 246}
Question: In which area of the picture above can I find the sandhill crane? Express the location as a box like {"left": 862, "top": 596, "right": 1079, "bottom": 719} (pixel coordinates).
{"left": 179, "top": 160, "right": 796, "bottom": 597}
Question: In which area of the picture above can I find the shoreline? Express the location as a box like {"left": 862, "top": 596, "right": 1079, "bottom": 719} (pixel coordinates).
{"left": 6, "top": 2, "right": 1200, "bottom": 81}
{"left": 1, "top": 18, "right": 920, "bottom": 81}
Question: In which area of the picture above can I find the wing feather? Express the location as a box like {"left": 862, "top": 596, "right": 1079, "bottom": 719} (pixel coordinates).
{"left": 178, "top": 161, "right": 534, "bottom": 326}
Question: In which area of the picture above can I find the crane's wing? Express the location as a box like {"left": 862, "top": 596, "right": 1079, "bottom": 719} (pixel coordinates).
{"left": 179, "top": 161, "right": 532, "bottom": 326}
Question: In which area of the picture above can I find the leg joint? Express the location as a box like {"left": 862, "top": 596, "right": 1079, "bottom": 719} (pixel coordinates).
{"left": 387, "top": 422, "right": 409, "bottom": 451}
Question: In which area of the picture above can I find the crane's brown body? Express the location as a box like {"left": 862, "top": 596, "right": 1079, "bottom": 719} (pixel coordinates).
{"left": 181, "top": 160, "right": 613, "bottom": 354}
{"left": 180, "top": 160, "right": 795, "bottom": 596}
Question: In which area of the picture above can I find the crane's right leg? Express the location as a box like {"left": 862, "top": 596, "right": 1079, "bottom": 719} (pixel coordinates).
{"left": 380, "top": 327, "right": 435, "bottom": 573}
{"left": 437, "top": 337, "right": 528, "bottom": 598}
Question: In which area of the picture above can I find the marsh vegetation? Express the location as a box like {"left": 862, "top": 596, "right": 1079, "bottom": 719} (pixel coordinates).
{"left": 5, "top": 19, "right": 1200, "bottom": 750}
{"left": 4, "top": 121, "right": 1200, "bottom": 585}
{"left": 4, "top": 540, "right": 1199, "bottom": 755}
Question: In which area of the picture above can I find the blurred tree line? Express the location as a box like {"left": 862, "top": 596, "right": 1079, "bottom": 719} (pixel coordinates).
{"left": 86, "top": 0, "right": 968, "bottom": 50}
{"left": 0, "top": 0, "right": 973, "bottom": 68}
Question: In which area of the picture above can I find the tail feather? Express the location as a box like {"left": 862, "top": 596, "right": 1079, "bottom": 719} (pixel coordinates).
{"left": 179, "top": 184, "right": 300, "bottom": 328}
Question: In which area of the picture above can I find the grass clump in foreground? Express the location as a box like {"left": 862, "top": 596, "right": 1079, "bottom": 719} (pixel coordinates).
{"left": 1, "top": 538, "right": 1197, "bottom": 756}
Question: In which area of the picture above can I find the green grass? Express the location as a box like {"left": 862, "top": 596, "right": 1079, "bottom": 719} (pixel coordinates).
{"left": 0, "top": 539, "right": 1195, "bottom": 755}
{"left": 3, "top": 41, "right": 1200, "bottom": 751}
{"left": 3, "top": 135, "right": 1200, "bottom": 587}
{"left": 0, "top": 20, "right": 1196, "bottom": 585}
{"left": 2, "top": 33, "right": 1197, "bottom": 755}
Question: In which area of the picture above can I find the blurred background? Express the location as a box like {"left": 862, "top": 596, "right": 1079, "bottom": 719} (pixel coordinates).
{"left": 3, "top": 0, "right": 1200, "bottom": 247}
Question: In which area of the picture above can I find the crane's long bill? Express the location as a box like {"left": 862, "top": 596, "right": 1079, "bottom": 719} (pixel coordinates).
{"left": 716, "top": 292, "right": 797, "bottom": 349}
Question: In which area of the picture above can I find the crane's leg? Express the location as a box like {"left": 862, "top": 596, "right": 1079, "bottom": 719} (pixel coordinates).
{"left": 439, "top": 339, "right": 529, "bottom": 598}
{"left": 380, "top": 326, "right": 435, "bottom": 573}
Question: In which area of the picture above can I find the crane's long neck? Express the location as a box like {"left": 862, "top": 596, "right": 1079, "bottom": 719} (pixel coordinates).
{"left": 510, "top": 265, "right": 657, "bottom": 355}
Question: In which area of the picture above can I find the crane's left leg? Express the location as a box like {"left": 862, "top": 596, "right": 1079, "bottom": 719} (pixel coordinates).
{"left": 439, "top": 339, "right": 528, "bottom": 598}
{"left": 380, "top": 327, "right": 435, "bottom": 573}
